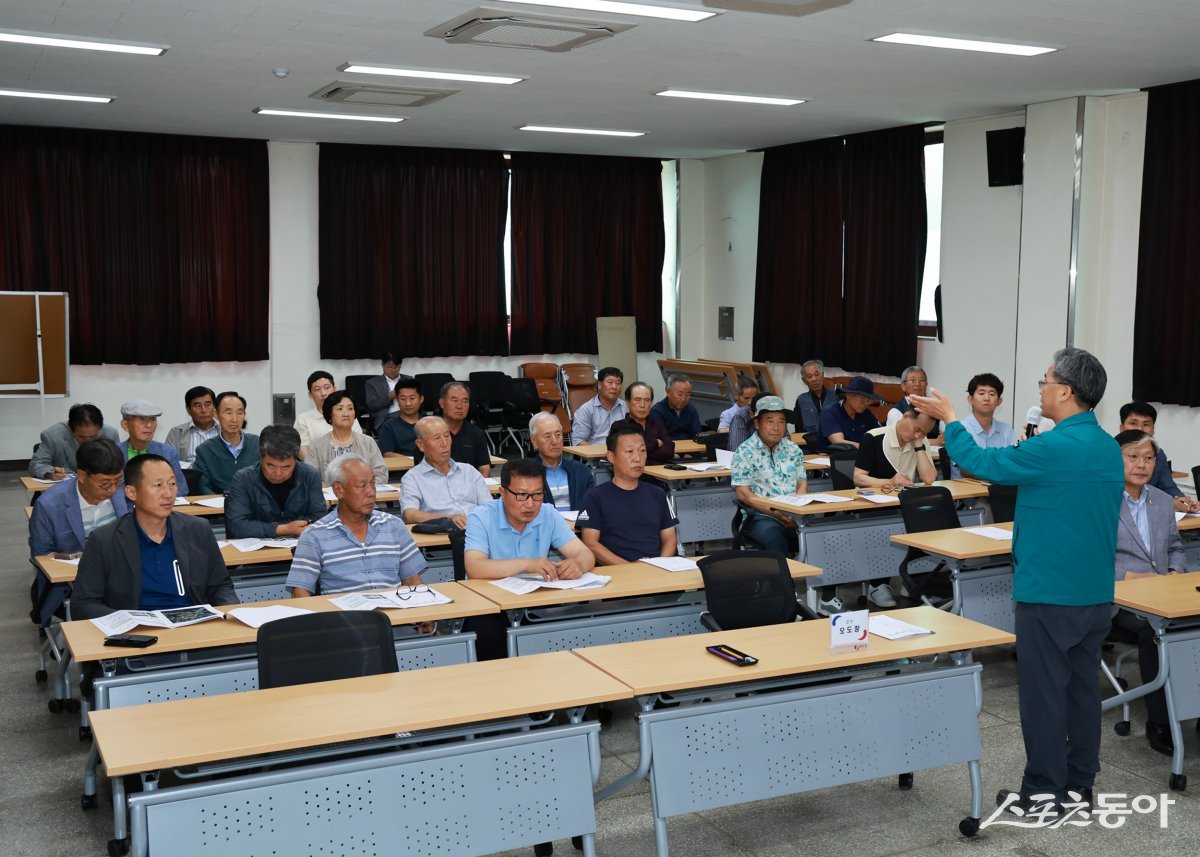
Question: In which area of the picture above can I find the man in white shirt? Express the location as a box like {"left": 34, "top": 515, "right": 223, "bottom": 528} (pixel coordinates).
{"left": 295, "top": 370, "right": 360, "bottom": 454}
{"left": 887, "top": 365, "right": 942, "bottom": 444}
{"left": 570, "top": 367, "right": 630, "bottom": 446}
{"left": 401, "top": 417, "right": 491, "bottom": 530}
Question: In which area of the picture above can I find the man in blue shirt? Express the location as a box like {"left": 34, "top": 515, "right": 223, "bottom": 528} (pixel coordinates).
{"left": 816, "top": 376, "right": 880, "bottom": 452}
{"left": 651, "top": 374, "right": 703, "bottom": 441}
{"left": 72, "top": 454, "right": 236, "bottom": 619}
{"left": 912, "top": 347, "right": 1123, "bottom": 816}
{"left": 793, "top": 359, "right": 837, "bottom": 440}
{"left": 529, "top": 412, "right": 594, "bottom": 511}
{"left": 287, "top": 455, "right": 426, "bottom": 597}
{"left": 1117, "top": 401, "right": 1200, "bottom": 514}
{"left": 579, "top": 425, "right": 678, "bottom": 564}
{"left": 950, "top": 373, "right": 1017, "bottom": 479}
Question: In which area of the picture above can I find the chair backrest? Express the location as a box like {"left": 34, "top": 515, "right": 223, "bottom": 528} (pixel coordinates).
{"left": 828, "top": 449, "right": 858, "bottom": 491}
{"left": 449, "top": 528, "right": 467, "bottom": 582}
{"left": 467, "top": 371, "right": 511, "bottom": 408}
{"left": 697, "top": 431, "right": 727, "bottom": 461}
{"left": 508, "top": 377, "right": 540, "bottom": 413}
{"left": 698, "top": 550, "right": 799, "bottom": 630}
{"left": 519, "top": 362, "right": 560, "bottom": 381}
{"left": 874, "top": 382, "right": 904, "bottom": 406}
{"left": 561, "top": 363, "right": 596, "bottom": 387}
{"left": 566, "top": 386, "right": 595, "bottom": 418}
{"left": 1192, "top": 466, "right": 1200, "bottom": 497}
{"left": 898, "top": 485, "right": 960, "bottom": 534}
{"left": 415, "top": 373, "right": 455, "bottom": 413}
{"left": 987, "top": 483, "right": 1018, "bottom": 524}
{"left": 256, "top": 611, "right": 398, "bottom": 690}
{"left": 936, "top": 446, "right": 952, "bottom": 482}
{"left": 343, "top": 374, "right": 376, "bottom": 433}
{"left": 534, "top": 378, "right": 571, "bottom": 434}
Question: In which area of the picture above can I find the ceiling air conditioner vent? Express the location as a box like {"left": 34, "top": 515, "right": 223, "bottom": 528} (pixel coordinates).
{"left": 427, "top": 7, "right": 633, "bottom": 52}
{"left": 309, "top": 81, "right": 457, "bottom": 108}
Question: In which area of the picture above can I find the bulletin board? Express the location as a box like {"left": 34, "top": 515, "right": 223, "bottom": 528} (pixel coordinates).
{"left": 0, "top": 292, "right": 69, "bottom": 397}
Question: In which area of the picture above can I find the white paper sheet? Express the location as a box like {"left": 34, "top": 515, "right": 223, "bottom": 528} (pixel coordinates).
{"left": 330, "top": 588, "right": 452, "bottom": 611}
{"left": 490, "top": 572, "right": 611, "bottom": 595}
{"left": 173, "top": 496, "right": 191, "bottom": 506}
{"left": 54, "top": 556, "right": 82, "bottom": 566}
{"left": 805, "top": 456, "right": 832, "bottom": 467}
{"left": 868, "top": 615, "right": 934, "bottom": 640}
{"left": 639, "top": 556, "right": 700, "bottom": 572}
{"left": 770, "top": 493, "right": 814, "bottom": 506}
{"left": 226, "top": 605, "right": 314, "bottom": 628}
{"left": 806, "top": 493, "right": 853, "bottom": 504}
{"left": 484, "top": 477, "right": 501, "bottom": 487}
{"left": 192, "top": 496, "right": 226, "bottom": 509}
{"left": 228, "top": 537, "right": 299, "bottom": 552}
{"left": 715, "top": 448, "right": 734, "bottom": 468}
{"left": 858, "top": 493, "right": 899, "bottom": 504}
{"left": 682, "top": 462, "right": 727, "bottom": 472}
{"left": 962, "top": 526, "right": 1014, "bottom": 541}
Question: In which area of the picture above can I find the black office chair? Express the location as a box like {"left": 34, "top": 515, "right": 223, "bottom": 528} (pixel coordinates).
{"left": 935, "top": 446, "right": 953, "bottom": 482}
{"left": 1191, "top": 466, "right": 1200, "bottom": 498}
{"left": 343, "top": 374, "right": 376, "bottom": 436}
{"left": 698, "top": 550, "right": 817, "bottom": 631}
{"left": 503, "top": 377, "right": 541, "bottom": 454}
{"left": 896, "top": 486, "right": 959, "bottom": 605}
{"left": 697, "top": 431, "right": 727, "bottom": 461}
{"left": 256, "top": 611, "right": 397, "bottom": 690}
{"left": 827, "top": 449, "right": 858, "bottom": 491}
{"left": 468, "top": 371, "right": 512, "bottom": 454}
{"left": 415, "top": 373, "right": 455, "bottom": 416}
{"left": 987, "top": 484, "right": 1018, "bottom": 524}
{"left": 183, "top": 467, "right": 205, "bottom": 496}
{"left": 702, "top": 416, "right": 721, "bottom": 432}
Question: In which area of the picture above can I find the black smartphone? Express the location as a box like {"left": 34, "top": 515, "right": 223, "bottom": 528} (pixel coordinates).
{"left": 664, "top": 463, "right": 687, "bottom": 471}
{"left": 706, "top": 644, "right": 758, "bottom": 666}
{"left": 104, "top": 634, "right": 158, "bottom": 648}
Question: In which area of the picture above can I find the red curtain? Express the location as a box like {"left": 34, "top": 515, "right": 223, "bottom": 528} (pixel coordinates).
{"left": 510, "top": 152, "right": 664, "bottom": 354}
{"left": 1133, "top": 78, "right": 1200, "bottom": 405}
{"left": 753, "top": 137, "right": 845, "bottom": 365}
{"left": 753, "top": 125, "right": 927, "bottom": 373}
{"left": 0, "top": 125, "right": 269, "bottom": 364}
{"left": 318, "top": 143, "right": 509, "bottom": 359}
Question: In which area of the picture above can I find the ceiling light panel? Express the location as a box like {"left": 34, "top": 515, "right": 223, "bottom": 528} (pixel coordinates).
{"left": 502, "top": 1, "right": 716, "bottom": 22}
{"left": 341, "top": 64, "right": 524, "bottom": 85}
{"left": 0, "top": 29, "right": 166, "bottom": 55}
{"left": 656, "top": 89, "right": 804, "bottom": 106}
{"left": 254, "top": 108, "right": 405, "bottom": 123}
{"left": 872, "top": 32, "right": 1057, "bottom": 57}
{"left": 0, "top": 88, "right": 112, "bottom": 103}
{"left": 519, "top": 125, "right": 645, "bottom": 137}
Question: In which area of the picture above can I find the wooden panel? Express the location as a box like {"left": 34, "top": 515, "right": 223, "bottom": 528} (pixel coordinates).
{"left": 0, "top": 292, "right": 68, "bottom": 395}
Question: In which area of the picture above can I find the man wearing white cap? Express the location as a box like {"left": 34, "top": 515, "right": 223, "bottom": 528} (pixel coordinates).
{"left": 119, "top": 399, "right": 187, "bottom": 490}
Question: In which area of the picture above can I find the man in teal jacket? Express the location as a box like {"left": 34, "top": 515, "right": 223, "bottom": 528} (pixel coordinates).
{"left": 912, "top": 347, "right": 1123, "bottom": 815}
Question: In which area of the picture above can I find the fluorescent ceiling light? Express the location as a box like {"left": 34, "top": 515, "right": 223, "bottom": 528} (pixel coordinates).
{"left": 501, "top": 1, "right": 716, "bottom": 22}
{"left": 255, "top": 108, "right": 404, "bottom": 123}
{"left": 0, "top": 30, "right": 166, "bottom": 56}
{"left": 0, "top": 88, "right": 112, "bottom": 104}
{"left": 341, "top": 64, "right": 524, "bottom": 85}
{"left": 520, "top": 125, "right": 645, "bottom": 137}
{"left": 656, "top": 89, "right": 804, "bottom": 106}
{"left": 872, "top": 32, "right": 1056, "bottom": 57}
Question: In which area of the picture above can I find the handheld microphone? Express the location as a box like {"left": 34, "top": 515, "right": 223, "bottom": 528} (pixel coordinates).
{"left": 1024, "top": 406, "right": 1042, "bottom": 439}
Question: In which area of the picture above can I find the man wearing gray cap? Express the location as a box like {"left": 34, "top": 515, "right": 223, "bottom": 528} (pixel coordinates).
{"left": 118, "top": 399, "right": 187, "bottom": 491}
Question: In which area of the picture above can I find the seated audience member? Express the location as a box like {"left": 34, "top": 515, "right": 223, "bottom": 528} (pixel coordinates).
{"left": 652, "top": 374, "right": 703, "bottom": 440}
{"left": 1111, "top": 429, "right": 1188, "bottom": 756}
{"left": 165, "top": 386, "right": 219, "bottom": 467}
{"left": 377, "top": 378, "right": 423, "bottom": 458}
{"left": 794, "top": 359, "right": 836, "bottom": 440}
{"left": 438, "top": 381, "right": 492, "bottom": 476}
{"left": 951, "top": 373, "right": 1017, "bottom": 479}
{"left": 725, "top": 392, "right": 761, "bottom": 453}
{"left": 364, "top": 351, "right": 412, "bottom": 430}
{"left": 29, "top": 403, "right": 119, "bottom": 479}
{"left": 571, "top": 367, "right": 630, "bottom": 446}
{"left": 886, "top": 366, "right": 942, "bottom": 442}
{"left": 853, "top": 409, "right": 939, "bottom": 608}
{"left": 72, "top": 454, "right": 237, "bottom": 618}
{"left": 226, "top": 425, "right": 325, "bottom": 539}
{"left": 610, "top": 382, "right": 675, "bottom": 465}
{"left": 118, "top": 399, "right": 187, "bottom": 489}
{"left": 401, "top": 417, "right": 491, "bottom": 529}
{"left": 1119, "top": 402, "right": 1200, "bottom": 514}
{"left": 464, "top": 458, "right": 595, "bottom": 581}
{"left": 731, "top": 397, "right": 821, "bottom": 601}
{"left": 529, "top": 412, "right": 595, "bottom": 511}
{"left": 579, "top": 425, "right": 678, "bottom": 564}
{"left": 719, "top": 377, "right": 758, "bottom": 433}
{"left": 816, "top": 376, "right": 880, "bottom": 451}
{"left": 29, "top": 438, "right": 130, "bottom": 558}
{"left": 295, "top": 371, "right": 360, "bottom": 455}
{"left": 194, "top": 392, "right": 260, "bottom": 495}
{"left": 287, "top": 455, "right": 426, "bottom": 597}
{"left": 305, "top": 391, "right": 388, "bottom": 485}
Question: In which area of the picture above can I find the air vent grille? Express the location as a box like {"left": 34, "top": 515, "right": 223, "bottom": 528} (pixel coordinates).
{"left": 427, "top": 7, "right": 633, "bottom": 53}
{"left": 309, "top": 81, "right": 456, "bottom": 108}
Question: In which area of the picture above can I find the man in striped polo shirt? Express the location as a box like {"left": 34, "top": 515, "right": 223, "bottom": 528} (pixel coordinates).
{"left": 286, "top": 454, "right": 426, "bottom": 597}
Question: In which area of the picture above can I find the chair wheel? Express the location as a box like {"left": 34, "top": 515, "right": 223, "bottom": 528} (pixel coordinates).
{"left": 79, "top": 726, "right": 92, "bottom": 742}
{"left": 898, "top": 772, "right": 914, "bottom": 790}
{"left": 81, "top": 793, "right": 97, "bottom": 810}
{"left": 533, "top": 843, "right": 553, "bottom": 857}
{"left": 1169, "top": 773, "right": 1187, "bottom": 792}
{"left": 108, "top": 838, "right": 129, "bottom": 857}
{"left": 1114, "top": 721, "right": 1131, "bottom": 736}
{"left": 571, "top": 835, "right": 583, "bottom": 851}
{"left": 959, "top": 817, "right": 980, "bottom": 837}
{"left": 47, "top": 699, "right": 63, "bottom": 714}
{"left": 64, "top": 699, "right": 81, "bottom": 713}
{"left": 35, "top": 669, "right": 48, "bottom": 683}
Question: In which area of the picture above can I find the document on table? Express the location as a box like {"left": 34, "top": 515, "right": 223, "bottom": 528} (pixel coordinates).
{"left": 490, "top": 572, "right": 612, "bottom": 595}
{"left": 715, "top": 448, "right": 734, "bottom": 468}
{"left": 89, "top": 604, "right": 225, "bottom": 636}
{"left": 858, "top": 493, "right": 899, "bottom": 504}
{"left": 53, "top": 556, "right": 82, "bottom": 566}
{"left": 330, "top": 588, "right": 453, "bottom": 611}
{"left": 484, "top": 477, "right": 501, "bottom": 487}
{"left": 806, "top": 493, "right": 853, "bottom": 503}
{"left": 962, "top": 526, "right": 1014, "bottom": 540}
{"left": 226, "top": 605, "right": 314, "bottom": 628}
{"left": 173, "top": 497, "right": 191, "bottom": 506}
{"left": 682, "top": 462, "right": 727, "bottom": 472}
{"left": 639, "top": 556, "right": 700, "bottom": 572}
{"left": 769, "top": 493, "right": 852, "bottom": 506}
{"left": 869, "top": 615, "right": 934, "bottom": 640}
{"left": 227, "top": 537, "right": 299, "bottom": 552}
{"left": 30, "top": 477, "right": 64, "bottom": 484}
{"left": 192, "top": 496, "right": 226, "bottom": 509}
{"left": 806, "top": 456, "right": 832, "bottom": 467}
{"left": 559, "top": 510, "right": 580, "bottom": 524}
{"left": 1175, "top": 511, "right": 1200, "bottom": 522}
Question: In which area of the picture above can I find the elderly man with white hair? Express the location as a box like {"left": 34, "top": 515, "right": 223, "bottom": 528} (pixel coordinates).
{"left": 529, "top": 411, "right": 595, "bottom": 511}
{"left": 286, "top": 454, "right": 426, "bottom": 598}
{"left": 400, "top": 416, "right": 491, "bottom": 530}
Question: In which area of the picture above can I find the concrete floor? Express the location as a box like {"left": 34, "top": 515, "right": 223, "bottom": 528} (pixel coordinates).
{"left": 1, "top": 468, "right": 1197, "bottom": 856}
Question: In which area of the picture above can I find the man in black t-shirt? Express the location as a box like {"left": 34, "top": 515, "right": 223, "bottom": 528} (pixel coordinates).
{"left": 437, "top": 381, "right": 492, "bottom": 477}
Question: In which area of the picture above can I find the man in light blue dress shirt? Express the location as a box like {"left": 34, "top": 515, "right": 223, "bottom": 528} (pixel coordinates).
{"left": 949, "top": 373, "right": 1016, "bottom": 479}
